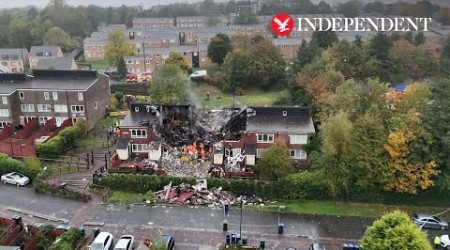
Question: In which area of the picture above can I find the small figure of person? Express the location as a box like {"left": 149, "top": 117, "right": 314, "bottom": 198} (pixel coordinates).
{"left": 206, "top": 91, "right": 210, "bottom": 100}
{"left": 435, "top": 235, "right": 441, "bottom": 249}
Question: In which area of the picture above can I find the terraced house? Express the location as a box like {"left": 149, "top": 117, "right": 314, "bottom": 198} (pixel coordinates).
{"left": 0, "top": 49, "right": 29, "bottom": 73}
{"left": 0, "top": 70, "right": 110, "bottom": 129}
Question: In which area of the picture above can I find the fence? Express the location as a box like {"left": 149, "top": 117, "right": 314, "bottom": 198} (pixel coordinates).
{"left": 89, "top": 183, "right": 112, "bottom": 202}
{"left": 13, "top": 156, "right": 89, "bottom": 172}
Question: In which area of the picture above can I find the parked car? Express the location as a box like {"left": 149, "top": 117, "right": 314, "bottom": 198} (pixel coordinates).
{"left": 114, "top": 235, "right": 134, "bottom": 250}
{"left": 90, "top": 232, "right": 114, "bottom": 250}
{"left": 440, "top": 235, "right": 450, "bottom": 249}
{"left": 309, "top": 243, "right": 326, "bottom": 250}
{"left": 412, "top": 213, "right": 449, "bottom": 230}
{"left": 156, "top": 235, "right": 175, "bottom": 250}
{"left": 1, "top": 172, "right": 29, "bottom": 186}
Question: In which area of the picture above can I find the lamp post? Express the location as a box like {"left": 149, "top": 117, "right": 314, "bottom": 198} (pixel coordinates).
{"left": 239, "top": 196, "right": 243, "bottom": 243}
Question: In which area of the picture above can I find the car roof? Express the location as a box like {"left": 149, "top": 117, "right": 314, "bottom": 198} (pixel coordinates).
{"left": 311, "top": 243, "right": 326, "bottom": 250}
{"left": 415, "top": 214, "right": 434, "bottom": 218}
{"left": 115, "top": 238, "right": 131, "bottom": 248}
{"left": 94, "top": 232, "right": 112, "bottom": 243}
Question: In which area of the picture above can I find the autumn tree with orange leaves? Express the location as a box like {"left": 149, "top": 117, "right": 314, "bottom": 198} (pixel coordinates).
{"left": 384, "top": 111, "right": 438, "bottom": 194}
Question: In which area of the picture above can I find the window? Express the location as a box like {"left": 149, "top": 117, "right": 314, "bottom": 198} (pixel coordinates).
{"left": 94, "top": 101, "right": 98, "bottom": 109}
{"left": 37, "top": 104, "right": 52, "bottom": 112}
{"left": 52, "top": 92, "right": 58, "bottom": 100}
{"left": 44, "top": 92, "right": 50, "bottom": 100}
{"left": 130, "top": 129, "right": 147, "bottom": 138}
{"left": 289, "top": 135, "right": 308, "bottom": 145}
{"left": 257, "top": 134, "right": 274, "bottom": 143}
{"left": 135, "top": 106, "right": 139, "bottom": 112}
{"left": 0, "top": 121, "right": 8, "bottom": 128}
{"left": 132, "top": 144, "right": 148, "bottom": 152}
{"left": 54, "top": 105, "right": 68, "bottom": 113}
{"left": 1, "top": 96, "right": 7, "bottom": 105}
{"left": 0, "top": 109, "right": 9, "bottom": 117}
{"left": 71, "top": 105, "right": 84, "bottom": 113}
{"left": 283, "top": 111, "right": 288, "bottom": 116}
{"left": 290, "top": 150, "right": 307, "bottom": 160}
{"left": 78, "top": 93, "right": 84, "bottom": 101}
{"left": 39, "top": 116, "right": 48, "bottom": 126}
{"left": 19, "top": 92, "right": 24, "bottom": 100}
{"left": 20, "top": 104, "right": 35, "bottom": 112}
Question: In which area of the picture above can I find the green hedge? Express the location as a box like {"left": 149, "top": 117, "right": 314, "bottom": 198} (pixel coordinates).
{"left": 0, "top": 153, "right": 39, "bottom": 181}
{"left": 49, "top": 228, "right": 83, "bottom": 250}
{"left": 36, "top": 120, "right": 87, "bottom": 159}
{"left": 94, "top": 172, "right": 450, "bottom": 207}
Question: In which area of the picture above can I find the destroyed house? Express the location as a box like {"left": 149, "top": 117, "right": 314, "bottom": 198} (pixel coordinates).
{"left": 218, "top": 106, "right": 315, "bottom": 168}
{"left": 115, "top": 102, "right": 196, "bottom": 160}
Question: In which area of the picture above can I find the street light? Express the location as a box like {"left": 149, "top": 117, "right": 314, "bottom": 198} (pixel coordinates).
{"left": 239, "top": 196, "right": 243, "bottom": 243}
{"left": 142, "top": 42, "right": 147, "bottom": 76}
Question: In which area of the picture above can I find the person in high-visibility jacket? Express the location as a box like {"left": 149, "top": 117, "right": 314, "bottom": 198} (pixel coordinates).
{"left": 435, "top": 235, "right": 441, "bottom": 249}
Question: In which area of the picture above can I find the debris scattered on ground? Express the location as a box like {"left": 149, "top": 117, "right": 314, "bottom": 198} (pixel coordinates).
{"left": 153, "top": 179, "right": 270, "bottom": 207}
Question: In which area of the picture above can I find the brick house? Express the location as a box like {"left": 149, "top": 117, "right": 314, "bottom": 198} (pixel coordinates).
{"left": 29, "top": 46, "right": 64, "bottom": 70}
{"left": 0, "top": 49, "right": 29, "bottom": 73}
{"left": 216, "top": 106, "right": 315, "bottom": 168}
{"left": 0, "top": 70, "right": 110, "bottom": 129}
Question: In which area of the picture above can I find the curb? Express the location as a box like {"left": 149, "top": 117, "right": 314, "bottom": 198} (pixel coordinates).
{"left": 6, "top": 207, "right": 69, "bottom": 224}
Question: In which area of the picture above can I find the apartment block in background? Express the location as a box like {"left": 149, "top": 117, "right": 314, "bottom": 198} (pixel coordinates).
{"left": 0, "top": 49, "right": 29, "bottom": 73}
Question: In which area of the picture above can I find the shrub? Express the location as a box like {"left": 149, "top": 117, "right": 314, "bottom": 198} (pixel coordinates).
{"left": 49, "top": 228, "right": 83, "bottom": 250}
{"left": 0, "top": 153, "right": 39, "bottom": 181}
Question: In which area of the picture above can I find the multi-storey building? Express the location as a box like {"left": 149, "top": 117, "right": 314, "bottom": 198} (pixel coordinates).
{"left": 29, "top": 46, "right": 64, "bottom": 69}
{"left": 0, "top": 49, "right": 29, "bottom": 73}
{"left": 133, "top": 17, "right": 175, "bottom": 28}
{"left": 0, "top": 70, "right": 110, "bottom": 129}
{"left": 175, "top": 16, "right": 229, "bottom": 28}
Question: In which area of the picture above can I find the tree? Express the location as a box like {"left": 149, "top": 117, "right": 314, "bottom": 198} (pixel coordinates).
{"left": 148, "top": 64, "right": 190, "bottom": 104}
{"left": 414, "top": 32, "right": 426, "bottom": 46}
{"left": 423, "top": 79, "right": 450, "bottom": 190}
{"left": 223, "top": 49, "right": 250, "bottom": 93}
{"left": 337, "top": 1, "right": 362, "bottom": 17}
{"left": 116, "top": 55, "right": 127, "bottom": 80}
{"left": 207, "top": 33, "right": 232, "bottom": 66}
{"left": 384, "top": 111, "right": 438, "bottom": 194}
{"left": 257, "top": 138, "right": 294, "bottom": 180}
{"left": 43, "top": 27, "right": 77, "bottom": 52}
{"left": 320, "top": 111, "right": 355, "bottom": 195}
{"left": 104, "top": 29, "right": 135, "bottom": 66}
{"left": 291, "top": 40, "right": 322, "bottom": 74}
{"left": 361, "top": 210, "right": 433, "bottom": 250}
{"left": 165, "top": 52, "right": 192, "bottom": 73}
{"left": 311, "top": 30, "right": 337, "bottom": 49}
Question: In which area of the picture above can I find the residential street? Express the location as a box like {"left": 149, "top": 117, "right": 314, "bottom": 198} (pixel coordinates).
{"left": 0, "top": 182, "right": 375, "bottom": 249}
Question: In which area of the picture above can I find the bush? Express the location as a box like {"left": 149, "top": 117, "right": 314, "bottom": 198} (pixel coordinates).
{"left": 37, "top": 121, "right": 87, "bottom": 159}
{"left": 0, "top": 153, "right": 40, "bottom": 181}
{"left": 274, "top": 170, "right": 328, "bottom": 200}
{"left": 49, "top": 228, "right": 83, "bottom": 250}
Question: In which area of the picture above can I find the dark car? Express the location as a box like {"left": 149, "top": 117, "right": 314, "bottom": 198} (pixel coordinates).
{"left": 309, "top": 243, "right": 326, "bottom": 250}
{"left": 412, "top": 213, "right": 449, "bottom": 230}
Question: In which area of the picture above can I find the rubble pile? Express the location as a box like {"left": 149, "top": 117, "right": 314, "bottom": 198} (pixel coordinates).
{"left": 153, "top": 180, "right": 269, "bottom": 207}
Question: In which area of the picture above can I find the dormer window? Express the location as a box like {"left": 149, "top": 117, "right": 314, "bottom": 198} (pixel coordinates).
{"left": 283, "top": 111, "right": 288, "bottom": 116}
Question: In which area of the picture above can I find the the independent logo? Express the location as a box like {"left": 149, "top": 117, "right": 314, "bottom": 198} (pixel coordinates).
{"left": 271, "top": 13, "right": 294, "bottom": 36}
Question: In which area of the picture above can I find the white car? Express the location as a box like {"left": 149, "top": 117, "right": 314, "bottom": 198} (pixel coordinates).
{"left": 1, "top": 172, "right": 29, "bottom": 186}
{"left": 441, "top": 235, "right": 450, "bottom": 249}
{"left": 90, "top": 232, "right": 114, "bottom": 250}
{"left": 114, "top": 235, "right": 135, "bottom": 250}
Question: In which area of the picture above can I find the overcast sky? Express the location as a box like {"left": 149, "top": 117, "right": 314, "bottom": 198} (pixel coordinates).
{"left": 1, "top": 0, "right": 448, "bottom": 10}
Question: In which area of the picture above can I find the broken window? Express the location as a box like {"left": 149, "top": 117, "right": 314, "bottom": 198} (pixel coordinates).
{"left": 257, "top": 134, "right": 274, "bottom": 143}
{"left": 290, "top": 150, "right": 307, "bottom": 159}
{"left": 131, "top": 129, "right": 147, "bottom": 138}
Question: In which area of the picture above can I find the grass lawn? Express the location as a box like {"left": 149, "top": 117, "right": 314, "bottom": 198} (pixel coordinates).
{"left": 246, "top": 200, "right": 450, "bottom": 218}
{"left": 107, "top": 191, "right": 150, "bottom": 204}
{"left": 86, "top": 60, "right": 110, "bottom": 70}
{"left": 191, "top": 83, "right": 283, "bottom": 108}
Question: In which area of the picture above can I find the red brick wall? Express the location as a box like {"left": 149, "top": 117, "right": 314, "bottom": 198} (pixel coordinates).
{"left": 0, "top": 124, "right": 14, "bottom": 141}
{"left": 2, "top": 225, "right": 22, "bottom": 245}
{"left": 13, "top": 118, "right": 38, "bottom": 139}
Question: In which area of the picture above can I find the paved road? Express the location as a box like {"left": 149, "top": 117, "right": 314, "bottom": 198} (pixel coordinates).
{"left": 0, "top": 183, "right": 85, "bottom": 220}
{"left": 3, "top": 183, "right": 443, "bottom": 249}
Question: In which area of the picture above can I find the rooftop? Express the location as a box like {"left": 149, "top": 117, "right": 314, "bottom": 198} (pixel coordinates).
{"left": 29, "top": 46, "right": 61, "bottom": 57}
{"left": 36, "top": 57, "right": 75, "bottom": 70}
{"left": 245, "top": 107, "right": 315, "bottom": 134}
{"left": 0, "top": 70, "right": 99, "bottom": 94}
